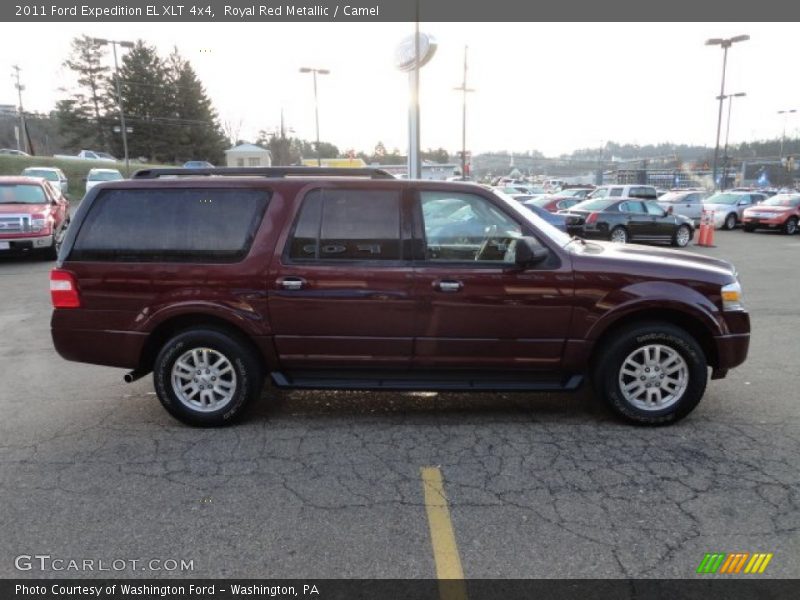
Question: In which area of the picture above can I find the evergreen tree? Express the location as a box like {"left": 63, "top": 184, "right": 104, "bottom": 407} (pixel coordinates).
{"left": 165, "top": 48, "right": 228, "bottom": 164}
{"left": 58, "top": 35, "right": 112, "bottom": 151}
{"left": 111, "top": 41, "right": 171, "bottom": 162}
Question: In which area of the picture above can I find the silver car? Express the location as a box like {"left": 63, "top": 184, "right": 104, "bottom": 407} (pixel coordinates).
{"left": 657, "top": 190, "right": 708, "bottom": 225}
{"left": 704, "top": 191, "right": 767, "bottom": 230}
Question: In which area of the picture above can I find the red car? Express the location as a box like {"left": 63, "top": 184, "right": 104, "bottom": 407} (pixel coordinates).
{"left": 51, "top": 167, "right": 749, "bottom": 427}
{"left": 741, "top": 193, "right": 800, "bottom": 234}
{"left": 526, "top": 194, "right": 583, "bottom": 213}
{"left": 0, "top": 176, "right": 70, "bottom": 259}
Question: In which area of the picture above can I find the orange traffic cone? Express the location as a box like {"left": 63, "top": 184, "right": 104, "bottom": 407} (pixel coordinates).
{"left": 695, "top": 210, "right": 716, "bottom": 247}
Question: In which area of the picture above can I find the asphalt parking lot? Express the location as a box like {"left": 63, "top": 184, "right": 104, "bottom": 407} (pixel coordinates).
{"left": 1, "top": 228, "right": 798, "bottom": 579}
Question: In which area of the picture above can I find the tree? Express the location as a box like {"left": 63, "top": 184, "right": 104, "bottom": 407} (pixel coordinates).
{"left": 110, "top": 41, "right": 171, "bottom": 162}
{"left": 164, "top": 48, "right": 228, "bottom": 164}
{"left": 58, "top": 35, "right": 112, "bottom": 151}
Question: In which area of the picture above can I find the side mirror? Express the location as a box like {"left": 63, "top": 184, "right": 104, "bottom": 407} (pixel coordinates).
{"left": 514, "top": 237, "right": 549, "bottom": 267}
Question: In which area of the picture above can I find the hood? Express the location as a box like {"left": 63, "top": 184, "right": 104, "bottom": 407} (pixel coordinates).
{"left": 0, "top": 203, "right": 49, "bottom": 215}
{"left": 572, "top": 240, "right": 737, "bottom": 284}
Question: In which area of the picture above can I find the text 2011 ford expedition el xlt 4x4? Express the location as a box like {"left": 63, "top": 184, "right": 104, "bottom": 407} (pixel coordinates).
{"left": 50, "top": 167, "right": 750, "bottom": 426}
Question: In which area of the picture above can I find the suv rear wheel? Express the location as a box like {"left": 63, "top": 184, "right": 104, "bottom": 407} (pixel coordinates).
{"left": 592, "top": 322, "right": 707, "bottom": 425}
{"left": 153, "top": 328, "right": 264, "bottom": 426}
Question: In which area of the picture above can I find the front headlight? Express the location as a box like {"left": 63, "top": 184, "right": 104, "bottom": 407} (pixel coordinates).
{"left": 721, "top": 281, "right": 745, "bottom": 311}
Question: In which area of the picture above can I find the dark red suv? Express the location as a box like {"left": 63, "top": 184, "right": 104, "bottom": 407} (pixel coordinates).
{"left": 50, "top": 168, "right": 750, "bottom": 426}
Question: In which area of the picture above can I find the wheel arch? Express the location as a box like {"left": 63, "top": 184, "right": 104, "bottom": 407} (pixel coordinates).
{"left": 138, "top": 313, "right": 274, "bottom": 375}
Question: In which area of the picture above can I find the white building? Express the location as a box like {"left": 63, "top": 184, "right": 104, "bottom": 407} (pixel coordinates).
{"left": 224, "top": 143, "right": 272, "bottom": 167}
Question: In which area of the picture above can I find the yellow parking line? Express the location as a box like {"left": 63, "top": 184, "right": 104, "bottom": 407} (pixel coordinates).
{"left": 421, "top": 467, "right": 467, "bottom": 600}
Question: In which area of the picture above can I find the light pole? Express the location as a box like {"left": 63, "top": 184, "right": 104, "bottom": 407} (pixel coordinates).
{"left": 706, "top": 35, "right": 749, "bottom": 190}
{"left": 719, "top": 92, "right": 746, "bottom": 191}
{"left": 93, "top": 38, "right": 134, "bottom": 175}
{"left": 11, "top": 65, "right": 27, "bottom": 153}
{"left": 453, "top": 46, "right": 475, "bottom": 180}
{"left": 778, "top": 109, "right": 797, "bottom": 158}
{"left": 299, "top": 67, "right": 329, "bottom": 167}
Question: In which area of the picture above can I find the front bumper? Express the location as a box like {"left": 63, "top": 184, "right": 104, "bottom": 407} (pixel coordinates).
{"left": 742, "top": 215, "right": 784, "bottom": 228}
{"left": 0, "top": 234, "right": 53, "bottom": 251}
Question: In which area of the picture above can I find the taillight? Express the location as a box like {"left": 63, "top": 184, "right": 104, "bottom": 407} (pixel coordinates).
{"left": 50, "top": 269, "right": 81, "bottom": 308}
{"left": 585, "top": 212, "right": 599, "bottom": 225}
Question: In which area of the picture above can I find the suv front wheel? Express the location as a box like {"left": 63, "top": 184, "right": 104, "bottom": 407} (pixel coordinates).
{"left": 153, "top": 328, "right": 264, "bottom": 426}
{"left": 592, "top": 322, "right": 708, "bottom": 425}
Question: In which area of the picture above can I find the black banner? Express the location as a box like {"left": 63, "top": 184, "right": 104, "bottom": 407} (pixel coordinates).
{"left": 4, "top": 580, "right": 800, "bottom": 600}
{"left": 4, "top": 0, "right": 800, "bottom": 22}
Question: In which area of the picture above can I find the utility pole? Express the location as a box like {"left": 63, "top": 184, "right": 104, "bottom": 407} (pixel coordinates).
{"left": 299, "top": 67, "right": 330, "bottom": 167}
{"left": 93, "top": 38, "right": 134, "bottom": 175}
{"left": 453, "top": 46, "right": 475, "bottom": 180}
{"left": 719, "top": 92, "right": 746, "bottom": 191}
{"left": 11, "top": 65, "right": 27, "bottom": 154}
{"left": 778, "top": 109, "right": 797, "bottom": 159}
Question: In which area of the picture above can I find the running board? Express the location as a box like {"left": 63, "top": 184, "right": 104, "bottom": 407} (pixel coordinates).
{"left": 271, "top": 371, "right": 583, "bottom": 392}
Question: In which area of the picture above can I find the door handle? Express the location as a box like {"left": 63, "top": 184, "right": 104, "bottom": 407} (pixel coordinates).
{"left": 436, "top": 280, "right": 463, "bottom": 293}
{"left": 278, "top": 277, "right": 306, "bottom": 291}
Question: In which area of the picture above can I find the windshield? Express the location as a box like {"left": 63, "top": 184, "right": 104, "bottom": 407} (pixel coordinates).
{"left": 658, "top": 192, "right": 689, "bottom": 203}
{"left": 89, "top": 170, "right": 123, "bottom": 182}
{"left": 705, "top": 193, "right": 742, "bottom": 205}
{"left": 761, "top": 194, "right": 800, "bottom": 207}
{"left": 587, "top": 188, "right": 609, "bottom": 198}
{"left": 22, "top": 169, "right": 59, "bottom": 181}
{"left": 0, "top": 184, "right": 47, "bottom": 204}
{"left": 571, "top": 198, "right": 615, "bottom": 211}
{"left": 558, "top": 189, "right": 586, "bottom": 197}
{"left": 493, "top": 190, "right": 572, "bottom": 247}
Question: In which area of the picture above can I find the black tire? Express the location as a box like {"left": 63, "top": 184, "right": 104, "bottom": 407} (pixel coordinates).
{"left": 723, "top": 213, "right": 737, "bottom": 230}
{"left": 609, "top": 226, "right": 629, "bottom": 244}
{"left": 783, "top": 217, "right": 798, "bottom": 235}
{"left": 153, "top": 328, "right": 264, "bottom": 426}
{"left": 592, "top": 322, "right": 708, "bottom": 425}
{"left": 671, "top": 224, "right": 692, "bottom": 247}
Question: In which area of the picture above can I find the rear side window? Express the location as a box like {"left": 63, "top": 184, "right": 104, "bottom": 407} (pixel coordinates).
{"left": 288, "top": 188, "right": 401, "bottom": 261}
{"left": 609, "top": 188, "right": 623, "bottom": 197}
{"left": 70, "top": 188, "right": 269, "bottom": 262}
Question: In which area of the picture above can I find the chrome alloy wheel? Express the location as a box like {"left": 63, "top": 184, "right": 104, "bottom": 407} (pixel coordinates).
{"left": 617, "top": 344, "right": 689, "bottom": 411}
{"left": 675, "top": 226, "right": 691, "bottom": 247}
{"left": 610, "top": 228, "right": 628, "bottom": 243}
{"left": 171, "top": 348, "right": 237, "bottom": 412}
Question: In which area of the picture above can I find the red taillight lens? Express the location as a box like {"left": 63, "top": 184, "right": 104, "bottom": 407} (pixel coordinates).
{"left": 585, "top": 212, "right": 599, "bottom": 225}
{"left": 50, "top": 269, "right": 80, "bottom": 308}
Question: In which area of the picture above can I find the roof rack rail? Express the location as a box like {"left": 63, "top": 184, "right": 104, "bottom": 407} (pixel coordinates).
{"left": 131, "top": 166, "right": 396, "bottom": 180}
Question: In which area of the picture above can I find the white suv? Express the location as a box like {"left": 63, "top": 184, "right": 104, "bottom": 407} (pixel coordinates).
{"left": 588, "top": 185, "right": 659, "bottom": 201}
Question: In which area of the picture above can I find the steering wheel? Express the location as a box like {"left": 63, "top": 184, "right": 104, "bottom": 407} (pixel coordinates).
{"left": 474, "top": 225, "right": 499, "bottom": 261}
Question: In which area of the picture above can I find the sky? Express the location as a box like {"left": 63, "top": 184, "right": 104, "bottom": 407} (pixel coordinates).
{"left": 1, "top": 22, "right": 798, "bottom": 157}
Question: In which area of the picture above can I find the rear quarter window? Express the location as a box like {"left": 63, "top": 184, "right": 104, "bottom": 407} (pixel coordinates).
{"left": 69, "top": 188, "right": 269, "bottom": 262}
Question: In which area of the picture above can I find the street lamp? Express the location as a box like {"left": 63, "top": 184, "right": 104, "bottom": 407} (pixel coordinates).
{"left": 93, "top": 38, "right": 134, "bottom": 175}
{"left": 718, "top": 92, "right": 746, "bottom": 191}
{"left": 453, "top": 46, "right": 475, "bottom": 181}
{"left": 299, "top": 67, "right": 329, "bottom": 167}
{"left": 706, "top": 34, "right": 749, "bottom": 190}
{"left": 778, "top": 109, "right": 797, "bottom": 158}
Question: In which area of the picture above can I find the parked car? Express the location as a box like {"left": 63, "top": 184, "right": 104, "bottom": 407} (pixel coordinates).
{"left": 555, "top": 187, "right": 594, "bottom": 200}
{"left": 741, "top": 193, "right": 800, "bottom": 234}
{"left": 0, "top": 148, "right": 30, "bottom": 156}
{"left": 520, "top": 200, "right": 568, "bottom": 232}
{"left": 20, "top": 166, "right": 69, "bottom": 195}
{"left": 50, "top": 166, "right": 749, "bottom": 427}
{"left": 587, "top": 185, "right": 659, "bottom": 201}
{"left": 560, "top": 197, "right": 694, "bottom": 246}
{"left": 183, "top": 161, "right": 215, "bottom": 169}
{"left": 525, "top": 195, "right": 582, "bottom": 213}
{"left": 703, "top": 191, "right": 767, "bottom": 230}
{"left": 85, "top": 168, "right": 124, "bottom": 194}
{"left": 657, "top": 190, "right": 709, "bottom": 225}
{"left": 0, "top": 176, "right": 70, "bottom": 259}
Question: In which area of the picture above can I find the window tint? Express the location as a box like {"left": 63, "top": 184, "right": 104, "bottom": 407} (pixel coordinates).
{"left": 609, "top": 188, "right": 623, "bottom": 197}
{"left": 420, "top": 191, "right": 521, "bottom": 262}
{"left": 620, "top": 201, "right": 646, "bottom": 214}
{"left": 288, "top": 188, "right": 401, "bottom": 261}
{"left": 71, "top": 188, "right": 269, "bottom": 262}
{"left": 645, "top": 202, "right": 664, "bottom": 216}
